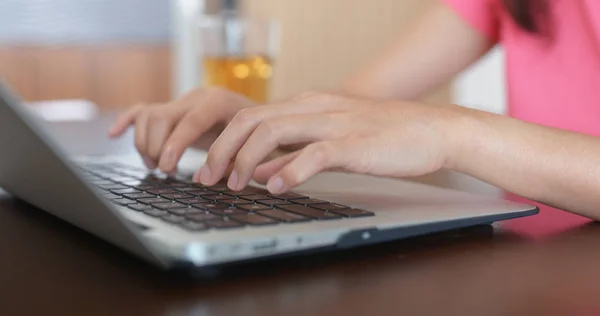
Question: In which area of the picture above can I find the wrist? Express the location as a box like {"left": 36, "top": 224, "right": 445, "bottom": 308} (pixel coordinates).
{"left": 437, "top": 105, "right": 488, "bottom": 173}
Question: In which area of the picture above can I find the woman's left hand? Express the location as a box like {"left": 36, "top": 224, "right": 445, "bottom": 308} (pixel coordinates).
{"left": 194, "top": 91, "right": 465, "bottom": 194}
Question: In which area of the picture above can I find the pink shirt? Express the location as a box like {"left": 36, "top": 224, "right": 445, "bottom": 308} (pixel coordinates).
{"left": 443, "top": 0, "right": 600, "bottom": 236}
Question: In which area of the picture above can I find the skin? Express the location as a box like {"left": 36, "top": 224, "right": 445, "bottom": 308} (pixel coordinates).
{"left": 109, "top": 1, "right": 600, "bottom": 220}
{"left": 109, "top": 86, "right": 254, "bottom": 171}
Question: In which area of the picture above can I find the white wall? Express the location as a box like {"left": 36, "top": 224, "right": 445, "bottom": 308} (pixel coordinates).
{"left": 171, "top": 0, "right": 204, "bottom": 99}
{"left": 454, "top": 46, "right": 506, "bottom": 115}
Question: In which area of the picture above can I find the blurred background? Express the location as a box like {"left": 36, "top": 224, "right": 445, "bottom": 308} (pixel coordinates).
{"left": 0, "top": 0, "right": 506, "bottom": 194}
{"left": 0, "top": 0, "right": 477, "bottom": 107}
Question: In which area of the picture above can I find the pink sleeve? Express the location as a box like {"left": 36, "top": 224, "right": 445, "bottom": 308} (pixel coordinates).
{"left": 441, "top": 0, "right": 501, "bottom": 42}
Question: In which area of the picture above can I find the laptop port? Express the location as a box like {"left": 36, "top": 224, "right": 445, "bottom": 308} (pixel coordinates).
{"left": 252, "top": 239, "right": 278, "bottom": 252}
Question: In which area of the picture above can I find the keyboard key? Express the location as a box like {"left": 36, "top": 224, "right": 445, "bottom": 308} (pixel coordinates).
{"left": 206, "top": 218, "right": 245, "bottom": 229}
{"left": 186, "top": 212, "right": 220, "bottom": 222}
{"left": 176, "top": 198, "right": 210, "bottom": 205}
{"left": 146, "top": 189, "right": 177, "bottom": 195}
{"left": 221, "top": 190, "right": 241, "bottom": 196}
{"left": 131, "top": 184, "right": 159, "bottom": 190}
{"left": 113, "top": 198, "right": 136, "bottom": 206}
{"left": 209, "top": 207, "right": 247, "bottom": 216}
{"left": 174, "top": 186, "right": 206, "bottom": 192}
{"left": 203, "top": 194, "right": 230, "bottom": 201}
{"left": 151, "top": 185, "right": 174, "bottom": 190}
{"left": 277, "top": 204, "right": 341, "bottom": 220}
{"left": 128, "top": 203, "right": 153, "bottom": 212}
{"left": 187, "top": 190, "right": 216, "bottom": 196}
{"left": 330, "top": 209, "right": 375, "bottom": 218}
{"left": 258, "top": 199, "right": 292, "bottom": 206}
{"left": 144, "top": 209, "right": 169, "bottom": 217}
{"left": 124, "top": 192, "right": 156, "bottom": 199}
{"left": 179, "top": 221, "right": 209, "bottom": 231}
{"left": 232, "top": 213, "right": 278, "bottom": 226}
{"left": 161, "top": 214, "right": 186, "bottom": 224}
{"left": 207, "top": 185, "right": 229, "bottom": 192}
{"left": 161, "top": 193, "right": 194, "bottom": 200}
{"left": 98, "top": 184, "right": 128, "bottom": 190}
{"left": 227, "top": 186, "right": 267, "bottom": 195}
{"left": 312, "top": 203, "right": 349, "bottom": 211}
{"left": 110, "top": 188, "right": 142, "bottom": 195}
{"left": 192, "top": 203, "right": 229, "bottom": 211}
{"left": 138, "top": 198, "right": 171, "bottom": 205}
{"left": 164, "top": 183, "right": 187, "bottom": 188}
{"left": 147, "top": 177, "right": 167, "bottom": 183}
{"left": 257, "top": 209, "right": 310, "bottom": 223}
{"left": 238, "top": 204, "right": 271, "bottom": 212}
{"left": 292, "top": 198, "right": 329, "bottom": 205}
{"left": 102, "top": 193, "right": 120, "bottom": 200}
{"left": 267, "top": 192, "right": 306, "bottom": 200}
{"left": 239, "top": 194, "right": 272, "bottom": 201}
{"left": 168, "top": 208, "right": 205, "bottom": 216}
{"left": 153, "top": 202, "right": 186, "bottom": 210}
{"left": 220, "top": 198, "right": 253, "bottom": 206}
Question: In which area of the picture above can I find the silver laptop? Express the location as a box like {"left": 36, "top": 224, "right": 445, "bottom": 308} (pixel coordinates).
{"left": 0, "top": 83, "right": 538, "bottom": 272}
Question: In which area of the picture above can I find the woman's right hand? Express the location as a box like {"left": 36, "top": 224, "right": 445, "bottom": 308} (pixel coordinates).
{"left": 108, "top": 87, "right": 257, "bottom": 173}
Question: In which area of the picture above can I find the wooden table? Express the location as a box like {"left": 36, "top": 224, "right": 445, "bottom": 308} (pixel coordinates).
{"left": 1, "top": 191, "right": 600, "bottom": 316}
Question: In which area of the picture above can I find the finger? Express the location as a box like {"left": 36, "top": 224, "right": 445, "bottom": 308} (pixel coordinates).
{"left": 203, "top": 94, "right": 348, "bottom": 186}
{"left": 266, "top": 141, "right": 355, "bottom": 194}
{"left": 145, "top": 100, "right": 199, "bottom": 172}
{"left": 108, "top": 104, "right": 145, "bottom": 138}
{"left": 253, "top": 151, "right": 300, "bottom": 184}
{"left": 147, "top": 117, "right": 175, "bottom": 165}
{"left": 134, "top": 111, "right": 154, "bottom": 169}
{"left": 228, "top": 114, "right": 336, "bottom": 191}
{"left": 159, "top": 105, "right": 224, "bottom": 173}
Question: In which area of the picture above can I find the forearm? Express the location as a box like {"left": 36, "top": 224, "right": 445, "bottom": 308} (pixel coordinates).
{"left": 446, "top": 107, "right": 600, "bottom": 220}
{"left": 341, "top": 1, "right": 493, "bottom": 100}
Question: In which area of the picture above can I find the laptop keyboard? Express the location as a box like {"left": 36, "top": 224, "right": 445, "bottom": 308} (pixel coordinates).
{"left": 78, "top": 163, "right": 374, "bottom": 232}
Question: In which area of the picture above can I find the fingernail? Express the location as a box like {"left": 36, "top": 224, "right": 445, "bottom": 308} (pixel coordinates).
{"left": 267, "top": 176, "right": 284, "bottom": 194}
{"left": 193, "top": 170, "right": 202, "bottom": 183}
{"left": 108, "top": 125, "right": 121, "bottom": 137}
{"left": 160, "top": 147, "right": 176, "bottom": 169}
{"left": 227, "top": 170, "right": 239, "bottom": 190}
{"left": 197, "top": 165, "right": 211, "bottom": 185}
{"left": 143, "top": 157, "right": 157, "bottom": 170}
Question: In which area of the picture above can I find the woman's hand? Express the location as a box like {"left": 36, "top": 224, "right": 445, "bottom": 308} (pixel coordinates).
{"left": 196, "top": 92, "right": 464, "bottom": 194}
{"left": 108, "top": 87, "right": 257, "bottom": 173}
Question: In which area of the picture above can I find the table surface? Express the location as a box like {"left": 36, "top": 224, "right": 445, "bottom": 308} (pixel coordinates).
{"left": 2, "top": 192, "right": 600, "bottom": 316}
{"left": 2, "top": 114, "right": 600, "bottom": 316}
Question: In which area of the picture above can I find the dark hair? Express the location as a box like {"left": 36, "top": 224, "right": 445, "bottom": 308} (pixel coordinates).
{"left": 501, "top": 0, "right": 548, "bottom": 33}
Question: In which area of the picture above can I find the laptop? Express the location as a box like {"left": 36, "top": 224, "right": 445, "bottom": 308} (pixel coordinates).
{"left": 0, "top": 82, "right": 538, "bottom": 273}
